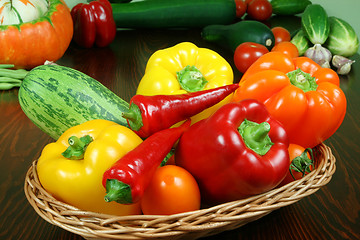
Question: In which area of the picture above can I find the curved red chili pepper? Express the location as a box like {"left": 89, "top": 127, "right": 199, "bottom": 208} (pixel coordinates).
{"left": 102, "top": 120, "right": 191, "bottom": 204}
{"left": 122, "top": 84, "right": 239, "bottom": 138}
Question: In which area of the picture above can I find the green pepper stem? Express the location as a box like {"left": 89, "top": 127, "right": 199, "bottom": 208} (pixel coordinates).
{"left": 239, "top": 119, "right": 274, "bottom": 156}
{"left": 121, "top": 103, "right": 143, "bottom": 131}
{"left": 104, "top": 179, "right": 133, "bottom": 204}
{"left": 287, "top": 68, "right": 318, "bottom": 92}
{"left": 176, "top": 65, "right": 208, "bottom": 92}
{"left": 61, "top": 135, "right": 93, "bottom": 160}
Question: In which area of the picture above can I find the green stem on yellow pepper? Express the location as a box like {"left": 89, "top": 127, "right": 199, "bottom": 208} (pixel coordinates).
{"left": 176, "top": 65, "right": 208, "bottom": 92}
{"left": 287, "top": 68, "right": 318, "bottom": 92}
{"left": 238, "top": 119, "right": 274, "bottom": 156}
{"left": 62, "top": 135, "right": 93, "bottom": 160}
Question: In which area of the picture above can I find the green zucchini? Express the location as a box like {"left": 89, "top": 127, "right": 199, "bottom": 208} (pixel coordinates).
{"left": 270, "top": 0, "right": 312, "bottom": 16}
{"left": 201, "top": 20, "right": 275, "bottom": 51}
{"left": 111, "top": 0, "right": 236, "bottom": 29}
{"left": 301, "top": 4, "right": 330, "bottom": 45}
{"left": 324, "top": 16, "right": 359, "bottom": 57}
{"left": 18, "top": 65, "right": 129, "bottom": 140}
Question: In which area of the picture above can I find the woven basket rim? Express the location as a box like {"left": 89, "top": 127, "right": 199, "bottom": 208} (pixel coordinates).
{"left": 24, "top": 143, "right": 336, "bottom": 240}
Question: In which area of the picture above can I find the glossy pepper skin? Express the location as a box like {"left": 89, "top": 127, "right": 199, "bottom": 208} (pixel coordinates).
{"left": 175, "top": 99, "right": 289, "bottom": 204}
{"left": 136, "top": 42, "right": 234, "bottom": 124}
{"left": 37, "top": 119, "right": 142, "bottom": 215}
{"left": 123, "top": 84, "right": 239, "bottom": 138}
{"left": 71, "top": 0, "right": 116, "bottom": 48}
{"left": 102, "top": 120, "right": 191, "bottom": 204}
{"left": 232, "top": 52, "right": 347, "bottom": 148}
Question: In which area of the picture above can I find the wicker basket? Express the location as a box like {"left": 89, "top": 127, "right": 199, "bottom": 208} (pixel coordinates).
{"left": 24, "top": 143, "right": 336, "bottom": 240}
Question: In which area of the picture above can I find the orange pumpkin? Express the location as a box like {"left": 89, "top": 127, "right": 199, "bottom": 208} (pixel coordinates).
{"left": 0, "top": 0, "right": 73, "bottom": 69}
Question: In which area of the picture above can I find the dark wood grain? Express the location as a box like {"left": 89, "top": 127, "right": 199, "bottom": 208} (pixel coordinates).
{"left": 1, "top": 27, "right": 359, "bottom": 240}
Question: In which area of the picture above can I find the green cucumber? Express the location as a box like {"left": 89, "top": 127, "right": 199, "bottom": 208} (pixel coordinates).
{"left": 301, "top": 4, "right": 330, "bottom": 45}
{"left": 111, "top": 0, "right": 236, "bottom": 29}
{"left": 324, "top": 16, "right": 359, "bottom": 57}
{"left": 270, "top": 0, "right": 312, "bottom": 16}
{"left": 201, "top": 20, "right": 275, "bottom": 51}
{"left": 18, "top": 65, "right": 129, "bottom": 140}
{"left": 291, "top": 29, "right": 311, "bottom": 56}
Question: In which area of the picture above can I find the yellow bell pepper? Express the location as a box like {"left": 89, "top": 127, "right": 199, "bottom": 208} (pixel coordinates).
{"left": 136, "top": 42, "right": 234, "bottom": 123}
{"left": 37, "top": 119, "right": 142, "bottom": 216}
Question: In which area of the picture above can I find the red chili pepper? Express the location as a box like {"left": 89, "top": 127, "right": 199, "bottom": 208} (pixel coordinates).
{"left": 102, "top": 120, "right": 191, "bottom": 204}
{"left": 122, "top": 84, "right": 239, "bottom": 138}
{"left": 175, "top": 99, "right": 290, "bottom": 204}
{"left": 71, "top": 0, "right": 116, "bottom": 48}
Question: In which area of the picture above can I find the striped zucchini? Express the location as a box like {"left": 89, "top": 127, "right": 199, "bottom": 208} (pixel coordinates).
{"left": 301, "top": 4, "right": 330, "bottom": 45}
{"left": 18, "top": 65, "right": 129, "bottom": 140}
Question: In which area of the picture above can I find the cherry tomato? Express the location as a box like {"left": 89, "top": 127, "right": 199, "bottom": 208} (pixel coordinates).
{"left": 247, "top": 0, "right": 272, "bottom": 21}
{"left": 271, "top": 41, "right": 299, "bottom": 58}
{"left": 279, "top": 144, "right": 314, "bottom": 186}
{"left": 271, "top": 26, "right": 291, "bottom": 45}
{"left": 234, "top": 42, "right": 269, "bottom": 73}
{"left": 235, "top": 0, "right": 247, "bottom": 18}
{"left": 140, "top": 165, "right": 201, "bottom": 215}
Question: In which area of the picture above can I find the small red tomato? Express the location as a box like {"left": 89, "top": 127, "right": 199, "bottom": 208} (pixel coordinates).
{"left": 234, "top": 42, "right": 269, "bottom": 73}
{"left": 271, "top": 26, "right": 291, "bottom": 45}
{"left": 271, "top": 41, "right": 299, "bottom": 58}
{"left": 247, "top": 0, "right": 272, "bottom": 21}
{"left": 279, "top": 144, "right": 314, "bottom": 186}
{"left": 140, "top": 165, "right": 201, "bottom": 215}
{"left": 235, "top": 0, "right": 247, "bottom": 18}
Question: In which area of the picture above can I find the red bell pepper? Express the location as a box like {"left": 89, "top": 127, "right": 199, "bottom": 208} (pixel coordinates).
{"left": 175, "top": 99, "right": 290, "bottom": 204}
{"left": 102, "top": 120, "right": 190, "bottom": 204}
{"left": 71, "top": 0, "right": 116, "bottom": 48}
{"left": 122, "top": 84, "right": 239, "bottom": 138}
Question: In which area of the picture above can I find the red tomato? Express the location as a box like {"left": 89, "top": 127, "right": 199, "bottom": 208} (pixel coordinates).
{"left": 140, "top": 165, "right": 201, "bottom": 215}
{"left": 279, "top": 144, "right": 314, "bottom": 186}
{"left": 234, "top": 42, "right": 269, "bottom": 73}
{"left": 271, "top": 26, "right": 291, "bottom": 45}
{"left": 247, "top": 0, "right": 272, "bottom": 21}
{"left": 271, "top": 41, "right": 299, "bottom": 58}
{"left": 235, "top": 0, "right": 247, "bottom": 18}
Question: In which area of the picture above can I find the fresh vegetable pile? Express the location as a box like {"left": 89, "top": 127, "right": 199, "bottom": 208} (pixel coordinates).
{"left": 293, "top": 4, "right": 359, "bottom": 74}
{"left": 4, "top": 0, "right": 355, "bottom": 217}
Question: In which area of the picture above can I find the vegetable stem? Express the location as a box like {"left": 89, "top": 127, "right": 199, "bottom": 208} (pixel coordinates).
{"left": 62, "top": 135, "right": 93, "bottom": 160}
{"left": 238, "top": 119, "right": 274, "bottom": 156}
{"left": 176, "top": 65, "right": 208, "bottom": 92}
{"left": 104, "top": 179, "right": 132, "bottom": 204}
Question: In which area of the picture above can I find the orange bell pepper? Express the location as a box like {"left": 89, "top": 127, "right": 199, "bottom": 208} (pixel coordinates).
{"left": 232, "top": 52, "right": 346, "bottom": 148}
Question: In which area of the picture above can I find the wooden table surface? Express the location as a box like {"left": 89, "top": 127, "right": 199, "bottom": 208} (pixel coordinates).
{"left": 1, "top": 25, "right": 360, "bottom": 240}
